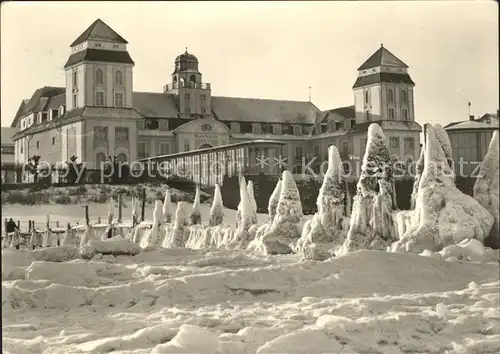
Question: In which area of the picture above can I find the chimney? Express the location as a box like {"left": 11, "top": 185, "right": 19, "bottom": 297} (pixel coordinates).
{"left": 469, "top": 115, "right": 475, "bottom": 121}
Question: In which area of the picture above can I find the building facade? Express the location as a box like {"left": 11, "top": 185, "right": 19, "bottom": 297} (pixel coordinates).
{"left": 444, "top": 112, "right": 499, "bottom": 175}
{"left": 10, "top": 19, "right": 421, "bottom": 181}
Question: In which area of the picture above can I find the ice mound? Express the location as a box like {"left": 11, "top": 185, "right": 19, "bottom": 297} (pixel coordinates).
{"left": 421, "top": 238, "right": 500, "bottom": 263}
{"left": 140, "top": 200, "right": 165, "bottom": 249}
{"left": 31, "top": 246, "right": 80, "bottom": 262}
{"left": 151, "top": 324, "right": 219, "bottom": 354}
{"left": 473, "top": 130, "right": 499, "bottom": 249}
{"left": 392, "top": 125, "right": 494, "bottom": 253}
{"left": 257, "top": 170, "right": 303, "bottom": 254}
{"left": 163, "top": 187, "right": 173, "bottom": 223}
{"left": 208, "top": 183, "right": 224, "bottom": 226}
{"left": 162, "top": 202, "right": 191, "bottom": 248}
{"left": 295, "top": 145, "right": 348, "bottom": 260}
{"left": 247, "top": 180, "right": 258, "bottom": 223}
{"left": 80, "top": 239, "right": 141, "bottom": 259}
{"left": 340, "top": 123, "right": 396, "bottom": 255}
{"left": 190, "top": 185, "right": 202, "bottom": 225}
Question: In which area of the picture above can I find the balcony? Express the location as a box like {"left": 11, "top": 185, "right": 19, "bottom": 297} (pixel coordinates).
{"left": 163, "top": 82, "right": 211, "bottom": 92}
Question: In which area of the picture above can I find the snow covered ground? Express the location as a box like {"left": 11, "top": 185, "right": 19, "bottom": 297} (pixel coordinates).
{"left": 3, "top": 236, "right": 499, "bottom": 353}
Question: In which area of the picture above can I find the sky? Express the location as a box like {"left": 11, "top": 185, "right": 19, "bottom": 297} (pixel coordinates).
{"left": 1, "top": 1, "right": 498, "bottom": 128}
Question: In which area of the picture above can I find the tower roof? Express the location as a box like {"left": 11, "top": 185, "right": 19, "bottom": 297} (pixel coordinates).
{"left": 175, "top": 49, "right": 198, "bottom": 63}
{"left": 358, "top": 44, "right": 408, "bottom": 70}
{"left": 70, "top": 19, "right": 128, "bottom": 47}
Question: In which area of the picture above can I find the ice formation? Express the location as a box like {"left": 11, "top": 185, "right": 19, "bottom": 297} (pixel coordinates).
{"left": 247, "top": 180, "right": 258, "bottom": 222}
{"left": 473, "top": 131, "right": 499, "bottom": 249}
{"left": 268, "top": 179, "right": 282, "bottom": 223}
{"left": 163, "top": 188, "right": 173, "bottom": 224}
{"left": 231, "top": 175, "right": 257, "bottom": 249}
{"left": 340, "top": 123, "right": 396, "bottom": 255}
{"left": 190, "top": 185, "right": 202, "bottom": 225}
{"left": 61, "top": 225, "right": 77, "bottom": 247}
{"left": 296, "top": 145, "right": 347, "bottom": 260}
{"left": 163, "top": 201, "right": 191, "bottom": 248}
{"left": 259, "top": 170, "right": 303, "bottom": 254}
{"left": 391, "top": 125, "right": 494, "bottom": 253}
{"left": 140, "top": 200, "right": 164, "bottom": 249}
{"left": 131, "top": 196, "right": 139, "bottom": 226}
{"left": 410, "top": 143, "right": 425, "bottom": 210}
{"left": 107, "top": 197, "right": 115, "bottom": 225}
{"left": 209, "top": 184, "right": 224, "bottom": 226}
{"left": 435, "top": 124, "right": 455, "bottom": 172}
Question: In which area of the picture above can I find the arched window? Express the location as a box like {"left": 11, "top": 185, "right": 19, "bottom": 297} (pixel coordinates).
{"left": 96, "top": 69, "right": 103, "bottom": 84}
{"left": 388, "top": 89, "right": 394, "bottom": 102}
{"left": 190, "top": 74, "right": 196, "bottom": 83}
{"left": 96, "top": 153, "right": 107, "bottom": 168}
{"left": 115, "top": 70, "right": 123, "bottom": 85}
{"left": 400, "top": 90, "right": 407, "bottom": 102}
{"left": 72, "top": 71, "right": 78, "bottom": 88}
{"left": 117, "top": 153, "right": 127, "bottom": 163}
{"left": 365, "top": 90, "right": 369, "bottom": 104}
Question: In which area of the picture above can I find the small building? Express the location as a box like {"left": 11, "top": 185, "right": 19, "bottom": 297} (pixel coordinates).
{"left": 444, "top": 112, "right": 499, "bottom": 176}
{"left": 1, "top": 127, "right": 19, "bottom": 183}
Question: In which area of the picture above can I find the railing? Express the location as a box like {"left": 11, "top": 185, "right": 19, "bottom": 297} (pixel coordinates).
{"left": 163, "top": 82, "right": 211, "bottom": 92}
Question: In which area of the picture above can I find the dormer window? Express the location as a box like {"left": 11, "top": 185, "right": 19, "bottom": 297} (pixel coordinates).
{"left": 115, "top": 70, "right": 123, "bottom": 85}
{"left": 252, "top": 123, "right": 262, "bottom": 134}
{"left": 37, "top": 112, "right": 42, "bottom": 124}
{"left": 293, "top": 125, "right": 302, "bottom": 136}
{"left": 59, "top": 106, "right": 65, "bottom": 117}
{"left": 96, "top": 69, "right": 104, "bottom": 84}
{"left": 272, "top": 124, "right": 282, "bottom": 135}
{"left": 52, "top": 108, "right": 59, "bottom": 119}
{"left": 230, "top": 122, "right": 240, "bottom": 134}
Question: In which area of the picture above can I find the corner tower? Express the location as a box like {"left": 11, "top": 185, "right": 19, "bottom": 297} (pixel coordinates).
{"left": 164, "top": 49, "right": 212, "bottom": 117}
{"left": 64, "top": 19, "right": 135, "bottom": 111}
{"left": 353, "top": 44, "right": 415, "bottom": 124}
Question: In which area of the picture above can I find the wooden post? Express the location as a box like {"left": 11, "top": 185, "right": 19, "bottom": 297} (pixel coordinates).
{"left": 141, "top": 188, "right": 146, "bottom": 222}
{"left": 118, "top": 194, "right": 123, "bottom": 223}
{"left": 85, "top": 205, "right": 90, "bottom": 226}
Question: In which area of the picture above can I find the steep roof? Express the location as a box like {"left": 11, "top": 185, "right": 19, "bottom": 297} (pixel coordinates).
{"left": 133, "top": 92, "right": 179, "bottom": 118}
{"left": 10, "top": 99, "right": 29, "bottom": 127}
{"left": 327, "top": 105, "right": 355, "bottom": 120}
{"left": 353, "top": 73, "right": 414, "bottom": 89}
{"left": 1, "top": 127, "right": 18, "bottom": 145}
{"left": 64, "top": 49, "right": 134, "bottom": 69}
{"left": 358, "top": 45, "right": 409, "bottom": 70}
{"left": 10, "top": 87, "right": 65, "bottom": 128}
{"left": 70, "top": 19, "right": 128, "bottom": 47}
{"left": 211, "top": 96, "right": 319, "bottom": 124}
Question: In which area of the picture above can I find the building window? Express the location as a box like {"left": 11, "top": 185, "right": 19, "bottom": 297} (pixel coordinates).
{"left": 145, "top": 119, "right": 159, "bottom": 130}
{"left": 252, "top": 123, "right": 262, "bottom": 134}
{"left": 137, "top": 120, "right": 146, "bottom": 130}
{"left": 185, "top": 93, "right": 190, "bottom": 100}
{"left": 52, "top": 137, "right": 56, "bottom": 145}
{"left": 295, "top": 146, "right": 303, "bottom": 160}
{"left": 159, "top": 142, "right": 170, "bottom": 155}
{"left": 96, "top": 69, "right": 104, "bottom": 84}
{"left": 94, "top": 43, "right": 102, "bottom": 48}
{"left": 365, "top": 90, "right": 369, "bottom": 104}
{"left": 272, "top": 124, "right": 281, "bottom": 135}
{"left": 293, "top": 125, "right": 302, "bottom": 136}
{"left": 95, "top": 91, "right": 105, "bottom": 106}
{"left": 404, "top": 137, "right": 414, "bottom": 149}
{"left": 231, "top": 122, "right": 240, "bottom": 133}
{"left": 94, "top": 126, "right": 108, "bottom": 142}
{"left": 159, "top": 119, "right": 169, "bottom": 131}
{"left": 114, "top": 92, "right": 124, "bottom": 107}
{"left": 113, "top": 44, "right": 119, "bottom": 49}
{"left": 137, "top": 142, "right": 147, "bottom": 159}
{"left": 115, "top": 127, "right": 129, "bottom": 142}
{"left": 117, "top": 153, "right": 127, "bottom": 163}
{"left": 115, "top": 70, "right": 123, "bottom": 85}
{"left": 400, "top": 90, "right": 407, "bottom": 102}
{"left": 200, "top": 94, "right": 206, "bottom": 100}
{"left": 72, "top": 71, "right": 78, "bottom": 88}
{"left": 96, "top": 152, "right": 106, "bottom": 167}
{"left": 388, "top": 89, "right": 394, "bottom": 102}
{"left": 389, "top": 137, "right": 400, "bottom": 149}
{"left": 184, "top": 140, "right": 190, "bottom": 152}
{"left": 73, "top": 94, "right": 78, "bottom": 108}
{"left": 402, "top": 109, "right": 409, "bottom": 121}
{"left": 389, "top": 108, "right": 395, "bottom": 119}
{"left": 366, "top": 111, "right": 371, "bottom": 122}
{"left": 342, "top": 141, "right": 348, "bottom": 156}
{"left": 20, "top": 145, "right": 23, "bottom": 153}
{"left": 36, "top": 141, "right": 40, "bottom": 149}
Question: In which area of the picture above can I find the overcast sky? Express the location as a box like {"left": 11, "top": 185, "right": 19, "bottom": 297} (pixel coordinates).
{"left": 1, "top": 1, "right": 498, "bottom": 128}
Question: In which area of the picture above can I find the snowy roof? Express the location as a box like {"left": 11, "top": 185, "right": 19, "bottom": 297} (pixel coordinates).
{"left": 444, "top": 120, "right": 499, "bottom": 131}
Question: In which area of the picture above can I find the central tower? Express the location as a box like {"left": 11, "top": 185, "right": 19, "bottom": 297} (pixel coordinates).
{"left": 164, "top": 49, "right": 212, "bottom": 117}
